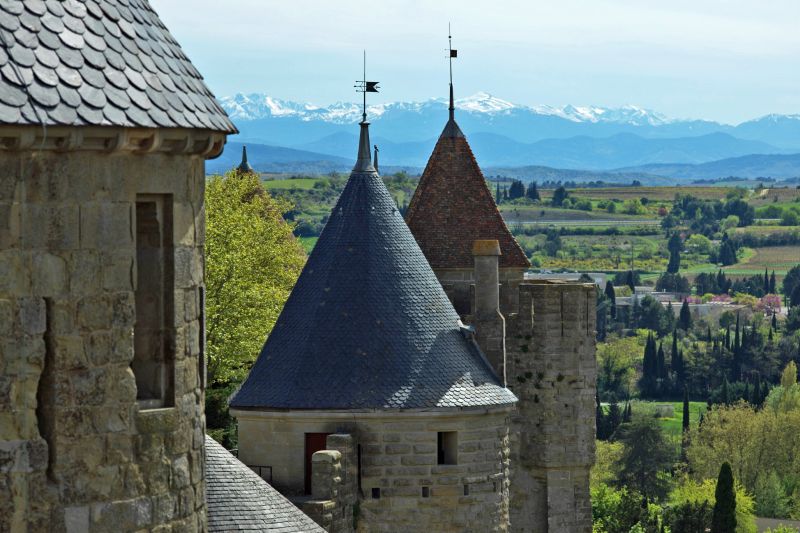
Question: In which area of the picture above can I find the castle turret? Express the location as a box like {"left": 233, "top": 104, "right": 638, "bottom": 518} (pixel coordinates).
{"left": 0, "top": 1, "right": 236, "bottom": 531}
{"left": 230, "top": 75, "right": 517, "bottom": 532}
{"left": 237, "top": 145, "right": 256, "bottom": 174}
{"left": 405, "top": 36, "right": 529, "bottom": 316}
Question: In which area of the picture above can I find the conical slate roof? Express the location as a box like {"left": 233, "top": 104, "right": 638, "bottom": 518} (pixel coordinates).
{"left": 405, "top": 116, "right": 529, "bottom": 270}
{"left": 230, "top": 120, "right": 515, "bottom": 411}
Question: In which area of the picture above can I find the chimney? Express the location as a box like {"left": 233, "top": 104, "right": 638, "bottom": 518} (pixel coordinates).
{"left": 473, "top": 240, "right": 501, "bottom": 318}
{"left": 472, "top": 240, "right": 506, "bottom": 383}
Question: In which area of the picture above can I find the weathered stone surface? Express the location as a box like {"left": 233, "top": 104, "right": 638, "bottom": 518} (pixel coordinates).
{"left": 1, "top": 148, "right": 208, "bottom": 532}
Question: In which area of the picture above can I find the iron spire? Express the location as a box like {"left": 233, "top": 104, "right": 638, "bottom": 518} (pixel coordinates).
{"left": 448, "top": 23, "right": 454, "bottom": 122}
{"left": 237, "top": 145, "right": 254, "bottom": 173}
{"left": 353, "top": 52, "right": 380, "bottom": 173}
{"left": 441, "top": 25, "right": 464, "bottom": 139}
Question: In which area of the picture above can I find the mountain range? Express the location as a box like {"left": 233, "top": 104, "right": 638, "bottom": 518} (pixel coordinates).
{"left": 216, "top": 92, "right": 800, "bottom": 178}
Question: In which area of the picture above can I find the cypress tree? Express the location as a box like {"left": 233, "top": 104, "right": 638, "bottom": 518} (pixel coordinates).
{"left": 763, "top": 267, "right": 770, "bottom": 295}
{"left": 770, "top": 270, "right": 777, "bottom": 293}
{"left": 495, "top": 182, "right": 501, "bottom": 203}
{"left": 679, "top": 300, "right": 692, "bottom": 330}
{"left": 605, "top": 281, "right": 617, "bottom": 319}
{"left": 608, "top": 401, "right": 622, "bottom": 435}
{"left": 725, "top": 326, "right": 731, "bottom": 352}
{"left": 667, "top": 233, "right": 682, "bottom": 274}
{"left": 734, "top": 314, "right": 740, "bottom": 352}
{"left": 682, "top": 386, "right": 690, "bottom": 433}
{"left": 595, "top": 391, "right": 607, "bottom": 440}
{"left": 751, "top": 379, "right": 761, "bottom": 407}
{"left": 707, "top": 325, "right": 712, "bottom": 342}
{"left": 623, "top": 401, "right": 632, "bottom": 423}
{"left": 772, "top": 312, "right": 778, "bottom": 331}
{"left": 711, "top": 462, "right": 737, "bottom": 533}
{"left": 526, "top": 181, "right": 540, "bottom": 201}
{"left": 721, "top": 377, "right": 731, "bottom": 406}
{"left": 768, "top": 328, "right": 774, "bottom": 343}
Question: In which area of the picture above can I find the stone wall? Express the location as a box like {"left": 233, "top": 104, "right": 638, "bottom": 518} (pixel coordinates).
{"left": 505, "top": 282, "right": 597, "bottom": 533}
{"left": 303, "top": 434, "right": 358, "bottom": 532}
{"left": 232, "top": 409, "right": 513, "bottom": 533}
{"left": 0, "top": 148, "right": 207, "bottom": 532}
{"left": 435, "top": 267, "right": 525, "bottom": 317}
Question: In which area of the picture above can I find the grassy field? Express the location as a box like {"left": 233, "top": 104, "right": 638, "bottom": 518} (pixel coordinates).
{"left": 297, "top": 236, "right": 318, "bottom": 254}
{"left": 501, "top": 205, "right": 657, "bottom": 224}
{"left": 538, "top": 186, "right": 732, "bottom": 202}
{"left": 748, "top": 187, "right": 800, "bottom": 207}
{"left": 263, "top": 177, "right": 321, "bottom": 190}
{"left": 629, "top": 400, "right": 707, "bottom": 448}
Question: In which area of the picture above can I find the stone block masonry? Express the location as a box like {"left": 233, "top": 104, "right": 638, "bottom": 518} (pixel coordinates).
{"left": 0, "top": 148, "right": 209, "bottom": 532}
{"left": 505, "top": 282, "right": 597, "bottom": 533}
{"left": 233, "top": 410, "right": 513, "bottom": 533}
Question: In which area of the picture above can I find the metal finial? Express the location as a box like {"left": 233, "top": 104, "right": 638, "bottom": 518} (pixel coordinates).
{"left": 353, "top": 53, "right": 380, "bottom": 173}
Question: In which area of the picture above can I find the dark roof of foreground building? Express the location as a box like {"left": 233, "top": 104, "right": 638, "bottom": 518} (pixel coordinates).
{"left": 0, "top": 0, "right": 236, "bottom": 132}
{"left": 205, "top": 436, "right": 324, "bottom": 533}
{"left": 404, "top": 85, "right": 529, "bottom": 270}
{"left": 230, "top": 116, "right": 516, "bottom": 411}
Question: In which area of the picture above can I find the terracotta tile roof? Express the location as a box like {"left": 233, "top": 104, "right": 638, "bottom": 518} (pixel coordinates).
{"left": 0, "top": 0, "right": 236, "bottom": 132}
{"left": 405, "top": 120, "right": 530, "bottom": 269}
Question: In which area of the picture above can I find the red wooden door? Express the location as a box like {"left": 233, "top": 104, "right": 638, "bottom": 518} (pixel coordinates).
{"left": 305, "top": 433, "right": 331, "bottom": 494}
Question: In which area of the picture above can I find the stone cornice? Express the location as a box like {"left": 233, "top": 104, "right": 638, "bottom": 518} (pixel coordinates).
{"left": 0, "top": 126, "right": 227, "bottom": 158}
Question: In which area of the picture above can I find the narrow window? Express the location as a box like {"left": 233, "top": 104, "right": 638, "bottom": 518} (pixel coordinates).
{"left": 464, "top": 484, "right": 470, "bottom": 496}
{"left": 133, "top": 195, "right": 174, "bottom": 409}
{"left": 36, "top": 298, "right": 56, "bottom": 481}
{"left": 437, "top": 431, "right": 458, "bottom": 465}
{"left": 371, "top": 487, "right": 381, "bottom": 499}
{"left": 421, "top": 486, "right": 430, "bottom": 498}
{"left": 198, "top": 286, "right": 206, "bottom": 390}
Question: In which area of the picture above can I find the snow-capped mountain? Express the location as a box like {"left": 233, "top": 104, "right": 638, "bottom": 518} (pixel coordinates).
{"left": 217, "top": 92, "right": 800, "bottom": 172}
{"left": 219, "top": 91, "right": 670, "bottom": 126}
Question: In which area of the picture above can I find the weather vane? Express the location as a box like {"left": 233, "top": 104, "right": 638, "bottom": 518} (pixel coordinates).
{"left": 448, "top": 23, "right": 457, "bottom": 87}
{"left": 354, "top": 51, "right": 379, "bottom": 122}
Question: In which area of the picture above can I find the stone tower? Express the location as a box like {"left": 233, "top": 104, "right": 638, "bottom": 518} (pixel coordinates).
{"left": 0, "top": 1, "right": 235, "bottom": 531}
{"left": 231, "top": 97, "right": 517, "bottom": 533}
{"left": 405, "top": 63, "right": 596, "bottom": 531}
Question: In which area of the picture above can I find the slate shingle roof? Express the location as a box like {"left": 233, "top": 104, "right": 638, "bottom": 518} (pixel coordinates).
{"left": 205, "top": 436, "right": 324, "bottom": 533}
{"left": 230, "top": 122, "right": 516, "bottom": 411}
{"left": 405, "top": 117, "right": 530, "bottom": 270}
{"left": 0, "top": 0, "right": 235, "bottom": 132}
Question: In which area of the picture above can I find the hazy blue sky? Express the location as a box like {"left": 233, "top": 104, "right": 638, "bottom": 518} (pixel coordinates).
{"left": 152, "top": 0, "right": 800, "bottom": 124}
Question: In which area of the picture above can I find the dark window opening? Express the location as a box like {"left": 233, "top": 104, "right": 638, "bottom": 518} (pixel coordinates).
{"left": 36, "top": 298, "right": 56, "bottom": 481}
{"left": 198, "top": 286, "right": 206, "bottom": 390}
{"left": 422, "top": 486, "right": 430, "bottom": 498}
{"left": 133, "top": 196, "right": 174, "bottom": 409}
{"left": 371, "top": 487, "right": 381, "bottom": 499}
{"left": 437, "top": 431, "right": 458, "bottom": 465}
{"left": 464, "top": 484, "right": 470, "bottom": 496}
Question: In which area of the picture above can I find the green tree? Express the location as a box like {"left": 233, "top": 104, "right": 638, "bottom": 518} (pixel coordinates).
{"left": 205, "top": 172, "right": 306, "bottom": 386}
{"left": 712, "top": 462, "right": 737, "bottom": 533}
{"left": 667, "top": 233, "right": 682, "bottom": 273}
{"left": 614, "top": 417, "right": 675, "bottom": 502}
{"left": 755, "top": 471, "right": 791, "bottom": 518}
{"left": 605, "top": 281, "right": 617, "bottom": 319}
{"left": 679, "top": 300, "right": 692, "bottom": 331}
{"left": 551, "top": 186, "right": 569, "bottom": 207}
{"left": 783, "top": 265, "right": 800, "bottom": 299}
{"left": 526, "top": 181, "right": 540, "bottom": 201}
{"left": 508, "top": 179, "right": 525, "bottom": 200}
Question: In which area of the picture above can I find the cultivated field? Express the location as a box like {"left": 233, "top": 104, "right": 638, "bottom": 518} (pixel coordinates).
{"left": 538, "top": 186, "right": 732, "bottom": 202}
{"left": 748, "top": 186, "right": 800, "bottom": 207}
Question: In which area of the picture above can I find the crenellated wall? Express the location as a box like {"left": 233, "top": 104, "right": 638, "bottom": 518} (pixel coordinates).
{"left": 0, "top": 144, "right": 209, "bottom": 532}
